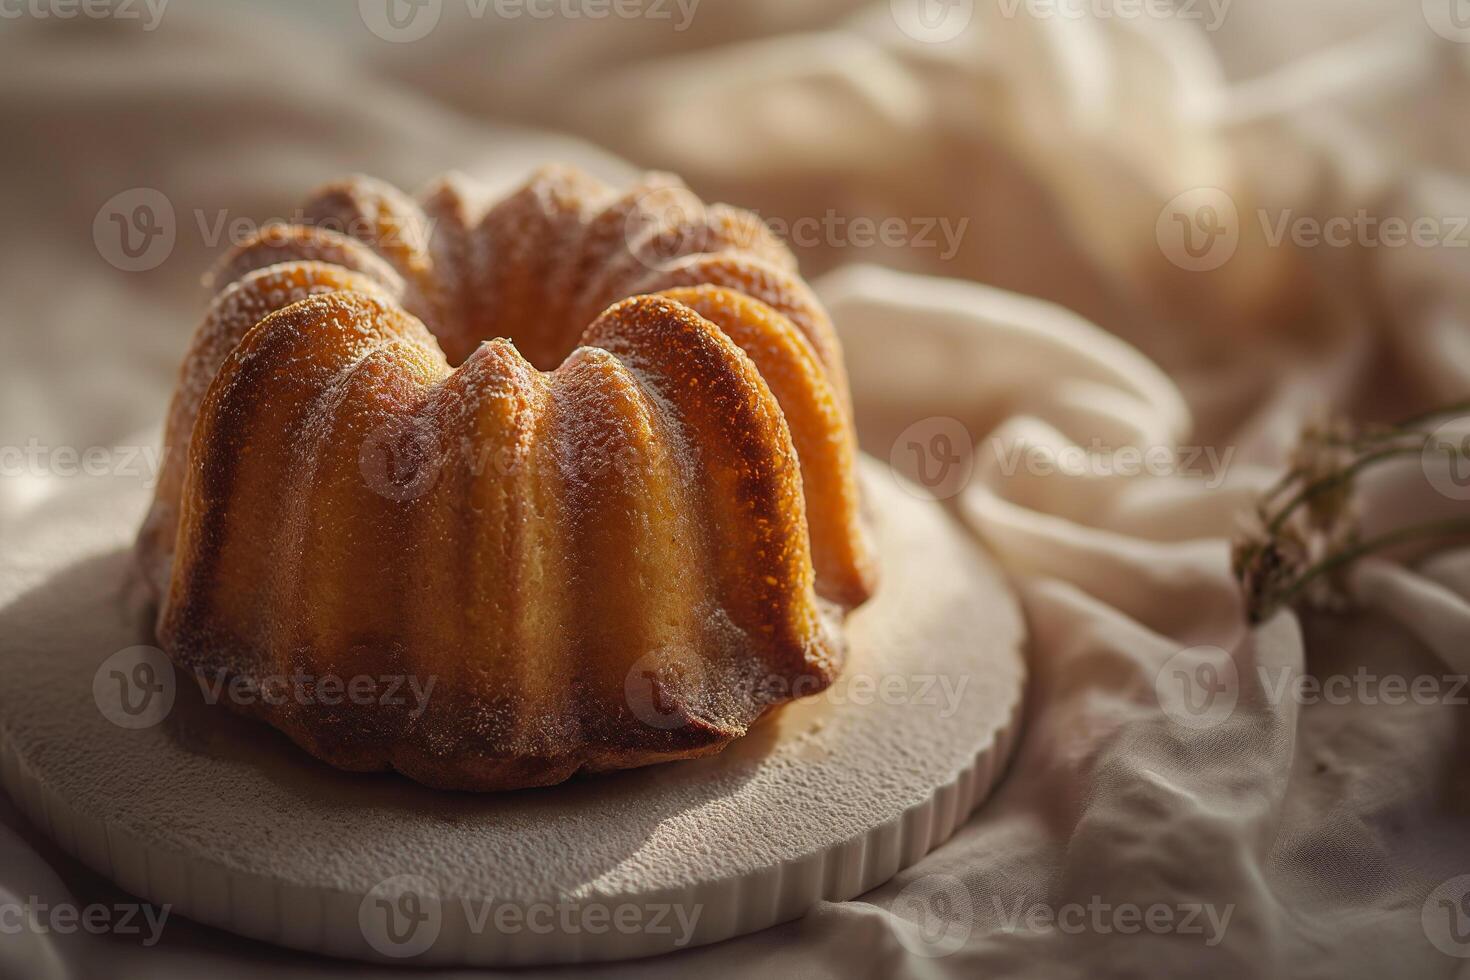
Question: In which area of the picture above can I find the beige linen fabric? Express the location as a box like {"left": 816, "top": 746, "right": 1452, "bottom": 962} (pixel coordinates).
{"left": 1, "top": 1, "right": 1467, "bottom": 976}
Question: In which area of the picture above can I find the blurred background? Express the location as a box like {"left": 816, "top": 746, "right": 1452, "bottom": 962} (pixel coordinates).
{"left": 4, "top": 0, "right": 1469, "bottom": 484}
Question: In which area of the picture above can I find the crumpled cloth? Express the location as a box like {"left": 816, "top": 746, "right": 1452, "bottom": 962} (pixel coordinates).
{"left": 2, "top": 1, "right": 1469, "bottom": 977}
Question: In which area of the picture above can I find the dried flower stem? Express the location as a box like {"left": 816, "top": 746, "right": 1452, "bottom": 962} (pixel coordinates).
{"left": 1265, "top": 444, "right": 1421, "bottom": 534}
{"left": 1254, "top": 517, "right": 1470, "bottom": 622}
{"left": 1236, "top": 401, "right": 1470, "bottom": 623}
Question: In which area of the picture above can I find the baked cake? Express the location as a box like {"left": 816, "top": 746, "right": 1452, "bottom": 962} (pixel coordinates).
{"left": 137, "top": 165, "right": 875, "bottom": 790}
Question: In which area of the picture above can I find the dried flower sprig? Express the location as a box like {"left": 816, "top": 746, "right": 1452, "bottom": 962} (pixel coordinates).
{"left": 1234, "top": 400, "right": 1470, "bottom": 623}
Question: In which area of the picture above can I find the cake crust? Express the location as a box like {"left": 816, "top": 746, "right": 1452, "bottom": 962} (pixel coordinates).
{"left": 140, "top": 166, "right": 875, "bottom": 791}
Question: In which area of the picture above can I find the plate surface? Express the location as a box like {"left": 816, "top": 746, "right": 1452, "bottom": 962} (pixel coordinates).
{"left": 0, "top": 455, "right": 1025, "bottom": 966}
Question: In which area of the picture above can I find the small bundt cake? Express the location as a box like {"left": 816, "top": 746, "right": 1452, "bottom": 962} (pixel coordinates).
{"left": 137, "top": 165, "right": 876, "bottom": 791}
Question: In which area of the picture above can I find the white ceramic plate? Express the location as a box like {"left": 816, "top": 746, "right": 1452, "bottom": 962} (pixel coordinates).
{"left": 0, "top": 455, "right": 1025, "bottom": 966}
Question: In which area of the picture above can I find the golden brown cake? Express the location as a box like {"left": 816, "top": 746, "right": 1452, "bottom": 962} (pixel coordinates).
{"left": 137, "top": 165, "right": 876, "bottom": 790}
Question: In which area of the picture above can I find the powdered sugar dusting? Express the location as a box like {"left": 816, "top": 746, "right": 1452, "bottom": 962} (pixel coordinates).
{"left": 139, "top": 165, "right": 872, "bottom": 791}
